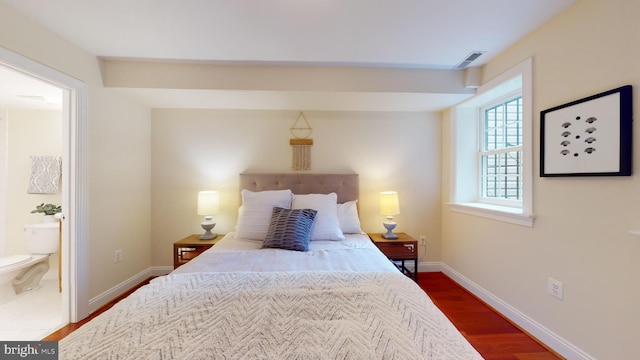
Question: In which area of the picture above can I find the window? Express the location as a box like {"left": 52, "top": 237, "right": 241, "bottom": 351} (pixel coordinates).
{"left": 480, "top": 95, "right": 523, "bottom": 205}
{"left": 448, "top": 58, "right": 533, "bottom": 227}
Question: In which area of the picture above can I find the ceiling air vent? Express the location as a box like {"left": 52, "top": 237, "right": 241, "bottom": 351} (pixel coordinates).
{"left": 454, "top": 51, "right": 485, "bottom": 69}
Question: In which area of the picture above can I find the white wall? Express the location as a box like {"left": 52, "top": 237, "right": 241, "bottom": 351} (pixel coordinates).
{"left": 151, "top": 109, "right": 442, "bottom": 266}
{"left": 442, "top": 0, "right": 640, "bottom": 358}
{"left": 5, "top": 110, "right": 62, "bottom": 271}
{"left": 0, "top": 2, "right": 152, "bottom": 302}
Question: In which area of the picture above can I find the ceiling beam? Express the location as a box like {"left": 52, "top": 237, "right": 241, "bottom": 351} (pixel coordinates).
{"left": 100, "top": 59, "right": 476, "bottom": 96}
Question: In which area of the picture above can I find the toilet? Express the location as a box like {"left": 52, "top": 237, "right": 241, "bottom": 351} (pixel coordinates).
{"left": 0, "top": 222, "right": 59, "bottom": 304}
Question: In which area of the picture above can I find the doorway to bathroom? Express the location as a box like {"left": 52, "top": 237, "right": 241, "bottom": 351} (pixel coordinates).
{"left": 0, "top": 46, "right": 89, "bottom": 339}
{"left": 0, "top": 67, "right": 65, "bottom": 340}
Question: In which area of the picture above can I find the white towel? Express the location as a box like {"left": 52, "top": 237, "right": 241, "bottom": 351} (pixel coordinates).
{"left": 28, "top": 155, "right": 62, "bottom": 194}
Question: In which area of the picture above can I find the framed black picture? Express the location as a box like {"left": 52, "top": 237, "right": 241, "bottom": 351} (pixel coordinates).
{"left": 540, "top": 85, "right": 632, "bottom": 177}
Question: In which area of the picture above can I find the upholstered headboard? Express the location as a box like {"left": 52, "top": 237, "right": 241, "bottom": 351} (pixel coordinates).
{"left": 239, "top": 173, "right": 359, "bottom": 204}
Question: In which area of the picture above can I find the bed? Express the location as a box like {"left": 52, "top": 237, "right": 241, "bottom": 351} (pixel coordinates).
{"left": 60, "top": 173, "right": 483, "bottom": 359}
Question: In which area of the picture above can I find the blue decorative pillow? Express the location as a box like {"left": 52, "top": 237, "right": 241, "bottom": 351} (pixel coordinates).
{"left": 263, "top": 207, "right": 317, "bottom": 252}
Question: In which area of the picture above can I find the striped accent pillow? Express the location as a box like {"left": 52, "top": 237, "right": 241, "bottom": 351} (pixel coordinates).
{"left": 263, "top": 207, "right": 317, "bottom": 252}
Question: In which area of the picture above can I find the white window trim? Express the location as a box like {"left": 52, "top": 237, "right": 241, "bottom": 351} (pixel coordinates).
{"left": 448, "top": 58, "right": 534, "bottom": 227}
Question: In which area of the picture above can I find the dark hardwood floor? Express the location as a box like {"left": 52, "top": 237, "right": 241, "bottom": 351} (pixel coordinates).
{"left": 45, "top": 272, "right": 563, "bottom": 359}
{"left": 419, "top": 272, "right": 563, "bottom": 360}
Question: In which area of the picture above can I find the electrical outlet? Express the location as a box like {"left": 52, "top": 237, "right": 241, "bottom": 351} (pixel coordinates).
{"left": 114, "top": 249, "right": 123, "bottom": 263}
{"left": 419, "top": 235, "right": 426, "bottom": 245}
{"left": 547, "top": 278, "right": 563, "bottom": 300}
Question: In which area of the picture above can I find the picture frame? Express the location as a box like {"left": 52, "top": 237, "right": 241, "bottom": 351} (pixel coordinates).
{"left": 540, "top": 85, "right": 632, "bottom": 177}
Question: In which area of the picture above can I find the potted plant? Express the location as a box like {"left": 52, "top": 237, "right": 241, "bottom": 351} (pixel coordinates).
{"left": 31, "top": 203, "right": 62, "bottom": 222}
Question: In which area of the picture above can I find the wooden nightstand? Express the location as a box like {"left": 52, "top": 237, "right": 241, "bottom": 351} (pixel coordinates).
{"left": 368, "top": 232, "right": 418, "bottom": 281}
{"left": 173, "top": 234, "right": 223, "bottom": 269}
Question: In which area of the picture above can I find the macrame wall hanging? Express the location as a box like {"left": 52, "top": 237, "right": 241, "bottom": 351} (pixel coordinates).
{"left": 289, "top": 111, "right": 313, "bottom": 170}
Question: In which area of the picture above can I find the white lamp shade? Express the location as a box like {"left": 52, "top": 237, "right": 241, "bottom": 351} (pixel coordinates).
{"left": 379, "top": 191, "right": 400, "bottom": 216}
{"left": 197, "top": 191, "right": 219, "bottom": 215}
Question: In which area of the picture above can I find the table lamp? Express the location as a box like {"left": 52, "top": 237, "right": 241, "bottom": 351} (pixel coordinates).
{"left": 197, "top": 190, "right": 219, "bottom": 240}
{"left": 379, "top": 191, "right": 399, "bottom": 239}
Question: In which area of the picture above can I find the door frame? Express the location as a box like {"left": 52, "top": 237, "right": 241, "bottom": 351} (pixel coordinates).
{"left": 0, "top": 46, "right": 89, "bottom": 322}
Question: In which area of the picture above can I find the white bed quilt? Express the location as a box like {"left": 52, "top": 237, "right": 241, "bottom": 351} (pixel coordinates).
{"left": 60, "top": 271, "right": 482, "bottom": 360}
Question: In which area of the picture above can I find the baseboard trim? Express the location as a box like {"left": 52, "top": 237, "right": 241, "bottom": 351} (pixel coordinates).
{"left": 88, "top": 268, "right": 153, "bottom": 313}
{"left": 417, "top": 261, "right": 440, "bottom": 273}
{"left": 150, "top": 266, "right": 172, "bottom": 276}
{"left": 439, "top": 263, "right": 593, "bottom": 360}
{"left": 88, "top": 266, "right": 175, "bottom": 313}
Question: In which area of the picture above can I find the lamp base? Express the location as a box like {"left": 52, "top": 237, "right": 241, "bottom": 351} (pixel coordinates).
{"left": 382, "top": 222, "right": 398, "bottom": 239}
{"left": 200, "top": 221, "right": 217, "bottom": 240}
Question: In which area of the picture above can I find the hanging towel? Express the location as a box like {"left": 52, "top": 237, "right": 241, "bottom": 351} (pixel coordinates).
{"left": 28, "top": 155, "right": 62, "bottom": 194}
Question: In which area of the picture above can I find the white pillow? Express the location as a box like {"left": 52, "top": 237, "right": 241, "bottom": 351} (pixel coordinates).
{"left": 235, "top": 189, "right": 293, "bottom": 240}
{"left": 337, "top": 200, "right": 362, "bottom": 234}
{"left": 292, "top": 193, "right": 345, "bottom": 241}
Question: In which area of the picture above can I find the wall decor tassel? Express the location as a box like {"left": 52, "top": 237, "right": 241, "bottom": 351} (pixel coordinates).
{"left": 290, "top": 112, "right": 313, "bottom": 170}
{"left": 290, "top": 138, "right": 313, "bottom": 170}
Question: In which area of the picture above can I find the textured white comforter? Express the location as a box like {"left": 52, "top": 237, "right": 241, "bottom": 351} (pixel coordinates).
{"left": 60, "top": 271, "right": 482, "bottom": 360}
{"left": 60, "top": 233, "right": 483, "bottom": 359}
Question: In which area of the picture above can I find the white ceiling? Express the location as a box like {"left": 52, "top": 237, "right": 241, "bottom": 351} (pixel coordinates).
{"left": 0, "top": 0, "right": 576, "bottom": 111}
{"left": 0, "top": 66, "right": 62, "bottom": 110}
